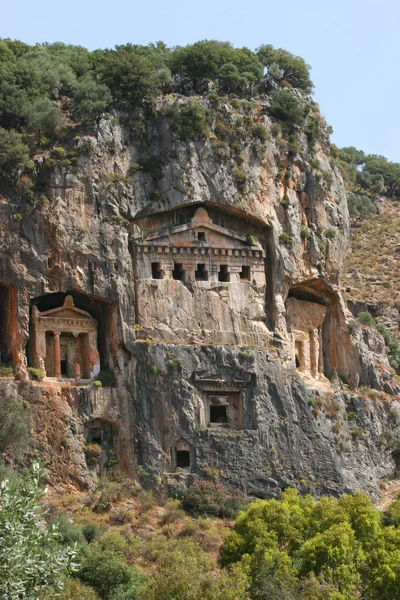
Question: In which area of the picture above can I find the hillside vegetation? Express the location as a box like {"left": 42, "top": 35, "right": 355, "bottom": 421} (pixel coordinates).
{"left": 0, "top": 38, "right": 326, "bottom": 199}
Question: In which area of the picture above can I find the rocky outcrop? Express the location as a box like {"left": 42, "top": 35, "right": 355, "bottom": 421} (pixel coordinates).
{"left": 0, "top": 99, "right": 398, "bottom": 496}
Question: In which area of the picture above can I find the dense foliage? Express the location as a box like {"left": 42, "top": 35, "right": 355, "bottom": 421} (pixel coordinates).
{"left": 0, "top": 463, "right": 78, "bottom": 599}
{"left": 333, "top": 144, "right": 400, "bottom": 222}
{"left": 0, "top": 37, "right": 320, "bottom": 195}
{"left": 220, "top": 488, "right": 400, "bottom": 599}
{"left": 182, "top": 480, "right": 246, "bottom": 518}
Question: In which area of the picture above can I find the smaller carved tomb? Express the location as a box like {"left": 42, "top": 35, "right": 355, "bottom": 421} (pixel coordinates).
{"left": 195, "top": 375, "right": 255, "bottom": 430}
{"left": 133, "top": 207, "right": 266, "bottom": 286}
{"left": 85, "top": 419, "right": 117, "bottom": 470}
{"left": 171, "top": 437, "right": 192, "bottom": 471}
{"left": 31, "top": 295, "right": 100, "bottom": 379}
{"left": 286, "top": 296, "right": 327, "bottom": 378}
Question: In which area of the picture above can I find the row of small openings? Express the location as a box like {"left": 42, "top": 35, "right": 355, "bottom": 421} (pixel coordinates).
{"left": 151, "top": 262, "right": 252, "bottom": 282}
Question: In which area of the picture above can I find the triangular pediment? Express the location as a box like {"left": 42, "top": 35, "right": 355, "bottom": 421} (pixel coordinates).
{"left": 133, "top": 208, "right": 263, "bottom": 250}
{"left": 37, "top": 296, "right": 96, "bottom": 323}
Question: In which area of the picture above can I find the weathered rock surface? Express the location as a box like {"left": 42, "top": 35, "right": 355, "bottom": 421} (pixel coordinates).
{"left": 0, "top": 102, "right": 398, "bottom": 496}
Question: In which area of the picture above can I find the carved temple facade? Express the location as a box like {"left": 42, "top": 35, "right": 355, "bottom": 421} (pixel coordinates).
{"left": 31, "top": 296, "right": 100, "bottom": 379}
{"left": 286, "top": 297, "right": 327, "bottom": 379}
{"left": 133, "top": 207, "right": 266, "bottom": 286}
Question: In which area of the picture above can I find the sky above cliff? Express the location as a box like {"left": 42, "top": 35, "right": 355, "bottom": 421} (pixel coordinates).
{"left": 2, "top": 0, "right": 399, "bottom": 161}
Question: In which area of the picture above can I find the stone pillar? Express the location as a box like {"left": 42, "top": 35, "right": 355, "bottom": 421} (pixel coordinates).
{"left": 53, "top": 332, "right": 61, "bottom": 377}
{"left": 309, "top": 329, "right": 320, "bottom": 378}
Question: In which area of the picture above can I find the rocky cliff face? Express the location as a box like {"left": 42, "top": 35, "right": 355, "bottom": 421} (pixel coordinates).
{"left": 0, "top": 98, "right": 398, "bottom": 496}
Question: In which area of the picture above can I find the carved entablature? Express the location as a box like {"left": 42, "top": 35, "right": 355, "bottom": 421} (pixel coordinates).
{"left": 31, "top": 296, "right": 100, "bottom": 380}
{"left": 132, "top": 207, "right": 266, "bottom": 285}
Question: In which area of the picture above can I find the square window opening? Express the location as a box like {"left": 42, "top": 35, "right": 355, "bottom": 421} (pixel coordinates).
{"left": 151, "top": 262, "right": 164, "bottom": 280}
{"left": 240, "top": 266, "right": 251, "bottom": 281}
{"left": 89, "top": 428, "right": 102, "bottom": 446}
{"left": 176, "top": 450, "right": 190, "bottom": 468}
{"left": 197, "top": 232, "right": 206, "bottom": 242}
{"left": 195, "top": 263, "right": 208, "bottom": 281}
{"left": 210, "top": 404, "right": 228, "bottom": 424}
{"left": 218, "top": 264, "right": 230, "bottom": 282}
{"left": 173, "top": 263, "right": 185, "bottom": 281}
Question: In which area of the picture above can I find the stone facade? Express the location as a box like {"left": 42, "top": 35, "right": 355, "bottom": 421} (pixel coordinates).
{"left": 0, "top": 105, "right": 398, "bottom": 498}
{"left": 31, "top": 295, "right": 100, "bottom": 379}
{"left": 132, "top": 207, "right": 271, "bottom": 346}
{"left": 133, "top": 207, "right": 266, "bottom": 285}
{"left": 286, "top": 297, "right": 327, "bottom": 379}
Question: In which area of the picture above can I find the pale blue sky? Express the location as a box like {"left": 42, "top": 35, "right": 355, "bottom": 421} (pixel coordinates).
{"left": 2, "top": 0, "right": 399, "bottom": 160}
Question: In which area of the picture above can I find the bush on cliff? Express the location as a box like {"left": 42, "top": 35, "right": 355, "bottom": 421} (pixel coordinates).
{"left": 0, "top": 395, "right": 30, "bottom": 459}
{"left": 182, "top": 480, "right": 246, "bottom": 518}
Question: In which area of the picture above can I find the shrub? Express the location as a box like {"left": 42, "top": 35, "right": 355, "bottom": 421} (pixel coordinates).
{"left": 78, "top": 546, "right": 131, "bottom": 598}
{"left": 220, "top": 488, "right": 400, "bottom": 599}
{"left": 164, "top": 101, "right": 207, "bottom": 140}
{"left": 137, "top": 538, "right": 247, "bottom": 600}
{"left": 387, "top": 497, "right": 400, "bottom": 527}
{"left": 182, "top": 481, "right": 246, "bottom": 518}
{"left": 0, "top": 396, "right": 30, "bottom": 459}
{"left": 300, "top": 226, "right": 309, "bottom": 240}
{"left": 202, "top": 465, "right": 220, "bottom": 482}
{"left": 0, "top": 127, "right": 31, "bottom": 184}
{"left": 233, "top": 167, "right": 248, "bottom": 190}
{"left": 85, "top": 443, "right": 102, "bottom": 465}
{"left": 246, "top": 234, "right": 257, "bottom": 245}
{"left": 251, "top": 123, "right": 268, "bottom": 142}
{"left": 325, "top": 227, "right": 336, "bottom": 239}
{"left": 27, "top": 366, "right": 46, "bottom": 381}
{"left": 357, "top": 312, "right": 376, "bottom": 327}
{"left": 267, "top": 89, "right": 306, "bottom": 133}
{"left": 94, "top": 369, "right": 116, "bottom": 387}
{"left": 0, "top": 364, "right": 13, "bottom": 377}
{"left": 51, "top": 514, "right": 86, "bottom": 546}
{"left": 82, "top": 522, "right": 101, "bottom": 544}
{"left": 59, "top": 578, "right": 99, "bottom": 600}
{"left": 279, "top": 232, "right": 293, "bottom": 248}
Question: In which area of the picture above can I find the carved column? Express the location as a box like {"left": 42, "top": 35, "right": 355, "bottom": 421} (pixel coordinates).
{"left": 53, "top": 332, "right": 61, "bottom": 377}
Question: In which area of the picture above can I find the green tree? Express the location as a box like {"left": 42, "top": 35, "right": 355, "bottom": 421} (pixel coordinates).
{"left": 347, "top": 193, "right": 378, "bottom": 223}
{"left": 267, "top": 89, "right": 306, "bottom": 133}
{"left": 78, "top": 545, "right": 132, "bottom": 598}
{"left": 0, "top": 463, "right": 78, "bottom": 599}
{"left": 99, "top": 48, "right": 163, "bottom": 113}
{"left": 70, "top": 73, "right": 111, "bottom": 122}
{"left": 163, "top": 101, "right": 207, "bottom": 140}
{"left": 0, "top": 127, "right": 31, "bottom": 183}
{"left": 220, "top": 488, "right": 400, "bottom": 600}
{"left": 137, "top": 539, "right": 248, "bottom": 600}
{"left": 257, "top": 45, "right": 313, "bottom": 93}
{"left": 24, "top": 97, "right": 66, "bottom": 142}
